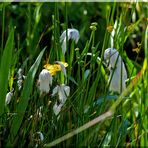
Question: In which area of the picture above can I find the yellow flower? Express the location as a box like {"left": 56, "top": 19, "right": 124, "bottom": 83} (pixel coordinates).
{"left": 132, "top": 42, "right": 141, "bottom": 53}
{"left": 44, "top": 61, "right": 68, "bottom": 76}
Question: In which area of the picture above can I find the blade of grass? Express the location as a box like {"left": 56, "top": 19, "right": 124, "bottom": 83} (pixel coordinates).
{"left": 0, "top": 28, "right": 14, "bottom": 121}
{"left": 141, "top": 24, "right": 148, "bottom": 146}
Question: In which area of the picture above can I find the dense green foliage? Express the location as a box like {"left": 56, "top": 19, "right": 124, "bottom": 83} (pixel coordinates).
{"left": 0, "top": 2, "right": 147, "bottom": 147}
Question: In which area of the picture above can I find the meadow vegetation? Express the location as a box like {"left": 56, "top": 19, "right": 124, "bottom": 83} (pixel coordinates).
{"left": 0, "top": 2, "right": 147, "bottom": 147}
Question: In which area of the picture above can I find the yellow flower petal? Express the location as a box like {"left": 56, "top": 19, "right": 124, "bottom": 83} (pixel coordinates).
{"left": 44, "top": 62, "right": 68, "bottom": 76}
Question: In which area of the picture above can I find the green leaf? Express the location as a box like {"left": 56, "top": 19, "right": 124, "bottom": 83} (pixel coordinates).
{"left": 7, "top": 47, "right": 46, "bottom": 146}
{"left": 0, "top": 29, "right": 14, "bottom": 119}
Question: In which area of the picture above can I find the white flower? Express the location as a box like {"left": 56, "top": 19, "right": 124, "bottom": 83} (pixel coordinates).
{"left": 17, "top": 68, "right": 23, "bottom": 90}
{"left": 17, "top": 79, "right": 23, "bottom": 90}
{"left": 5, "top": 91, "right": 13, "bottom": 105}
{"left": 52, "top": 84, "right": 70, "bottom": 104}
{"left": 60, "top": 28, "right": 80, "bottom": 55}
{"left": 53, "top": 102, "right": 63, "bottom": 116}
{"left": 52, "top": 84, "right": 70, "bottom": 116}
{"left": 36, "top": 132, "right": 44, "bottom": 141}
{"left": 38, "top": 69, "right": 52, "bottom": 94}
{"left": 33, "top": 131, "right": 44, "bottom": 148}
{"left": 17, "top": 68, "right": 23, "bottom": 78}
{"left": 104, "top": 48, "right": 127, "bottom": 94}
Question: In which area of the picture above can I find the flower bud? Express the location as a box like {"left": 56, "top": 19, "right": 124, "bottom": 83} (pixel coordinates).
{"left": 90, "top": 26, "right": 97, "bottom": 31}
{"left": 5, "top": 91, "right": 13, "bottom": 105}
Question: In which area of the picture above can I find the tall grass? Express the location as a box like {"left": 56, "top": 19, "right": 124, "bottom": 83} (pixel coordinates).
{"left": 0, "top": 2, "right": 147, "bottom": 147}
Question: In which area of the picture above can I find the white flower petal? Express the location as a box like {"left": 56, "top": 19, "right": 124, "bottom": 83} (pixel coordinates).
{"left": 53, "top": 102, "right": 63, "bottom": 116}
{"left": 62, "top": 84, "right": 70, "bottom": 97}
{"left": 38, "top": 69, "right": 52, "bottom": 94}
{"left": 60, "top": 28, "right": 80, "bottom": 55}
{"left": 61, "top": 38, "right": 67, "bottom": 55}
{"left": 5, "top": 92, "right": 13, "bottom": 105}
{"left": 36, "top": 132, "right": 44, "bottom": 141}
{"left": 69, "top": 29, "right": 80, "bottom": 43}
{"left": 52, "top": 84, "right": 70, "bottom": 104}
{"left": 17, "top": 68, "right": 23, "bottom": 76}
{"left": 17, "top": 79, "right": 23, "bottom": 90}
{"left": 52, "top": 85, "right": 58, "bottom": 97}
{"left": 52, "top": 85, "right": 70, "bottom": 117}
{"left": 104, "top": 48, "right": 127, "bottom": 94}
{"left": 17, "top": 68, "right": 24, "bottom": 90}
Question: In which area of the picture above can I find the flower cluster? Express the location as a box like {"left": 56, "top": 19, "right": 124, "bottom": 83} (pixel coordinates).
{"left": 38, "top": 61, "right": 68, "bottom": 94}
{"left": 38, "top": 60, "right": 70, "bottom": 117}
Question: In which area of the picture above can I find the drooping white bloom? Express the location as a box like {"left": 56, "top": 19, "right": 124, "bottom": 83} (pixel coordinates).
{"left": 52, "top": 84, "right": 70, "bottom": 104}
{"left": 53, "top": 102, "right": 63, "bottom": 116}
{"left": 52, "top": 84, "right": 70, "bottom": 116}
{"left": 38, "top": 69, "right": 52, "bottom": 94}
{"left": 60, "top": 28, "right": 80, "bottom": 55}
{"left": 5, "top": 91, "right": 13, "bottom": 105}
{"left": 104, "top": 48, "right": 127, "bottom": 94}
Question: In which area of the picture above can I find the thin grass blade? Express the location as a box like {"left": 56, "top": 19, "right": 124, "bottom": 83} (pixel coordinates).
{"left": 0, "top": 29, "right": 14, "bottom": 119}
